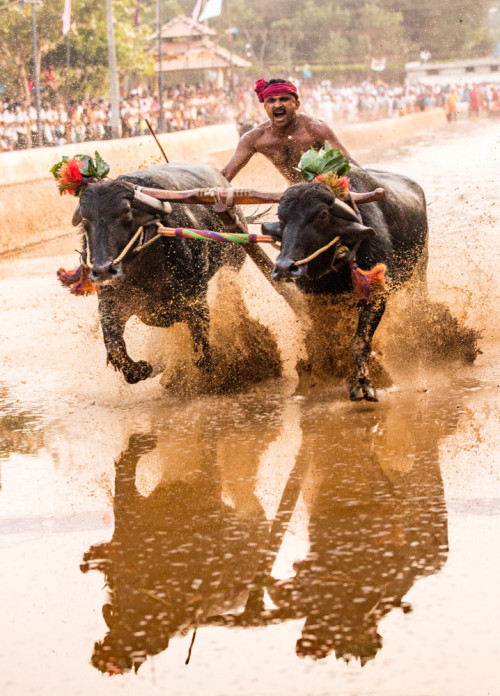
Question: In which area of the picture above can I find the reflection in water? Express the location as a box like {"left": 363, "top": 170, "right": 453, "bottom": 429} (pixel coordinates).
{"left": 81, "top": 386, "right": 464, "bottom": 674}
{"left": 0, "top": 386, "right": 46, "bottom": 461}
{"left": 80, "top": 394, "right": 283, "bottom": 675}
{"left": 271, "top": 404, "right": 449, "bottom": 665}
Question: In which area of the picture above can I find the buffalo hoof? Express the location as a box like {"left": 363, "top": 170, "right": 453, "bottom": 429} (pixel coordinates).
{"left": 350, "top": 378, "right": 378, "bottom": 402}
{"left": 123, "top": 360, "right": 153, "bottom": 384}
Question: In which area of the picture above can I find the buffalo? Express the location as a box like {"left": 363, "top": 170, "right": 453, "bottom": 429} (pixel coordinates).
{"left": 77, "top": 163, "right": 245, "bottom": 383}
{"left": 263, "top": 166, "right": 428, "bottom": 401}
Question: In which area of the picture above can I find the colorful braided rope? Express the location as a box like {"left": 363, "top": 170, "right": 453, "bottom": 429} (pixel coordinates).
{"left": 173, "top": 228, "right": 262, "bottom": 244}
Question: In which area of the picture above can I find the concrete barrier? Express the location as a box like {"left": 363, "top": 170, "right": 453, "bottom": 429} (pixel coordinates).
{"left": 0, "top": 109, "right": 446, "bottom": 254}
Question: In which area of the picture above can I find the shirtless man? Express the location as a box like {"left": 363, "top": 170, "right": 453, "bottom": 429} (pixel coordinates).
{"left": 221, "top": 78, "right": 359, "bottom": 184}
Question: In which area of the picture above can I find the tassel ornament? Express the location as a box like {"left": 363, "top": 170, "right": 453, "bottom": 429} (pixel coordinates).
{"left": 350, "top": 262, "right": 387, "bottom": 300}
{"left": 57, "top": 265, "right": 98, "bottom": 296}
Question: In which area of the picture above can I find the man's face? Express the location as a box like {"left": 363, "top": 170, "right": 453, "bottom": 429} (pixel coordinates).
{"left": 264, "top": 94, "right": 299, "bottom": 128}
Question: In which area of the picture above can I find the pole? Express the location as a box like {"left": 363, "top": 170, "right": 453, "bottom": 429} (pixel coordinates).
{"left": 225, "top": 0, "right": 235, "bottom": 102}
{"left": 30, "top": 1, "right": 41, "bottom": 147}
{"left": 65, "top": 33, "right": 70, "bottom": 101}
{"left": 156, "top": 0, "right": 164, "bottom": 132}
{"left": 105, "top": 0, "right": 121, "bottom": 138}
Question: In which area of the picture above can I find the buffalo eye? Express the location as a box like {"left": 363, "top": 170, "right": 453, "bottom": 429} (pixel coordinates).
{"left": 315, "top": 209, "right": 329, "bottom": 223}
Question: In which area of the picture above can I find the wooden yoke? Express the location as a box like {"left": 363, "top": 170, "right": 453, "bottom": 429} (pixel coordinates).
{"left": 135, "top": 186, "right": 283, "bottom": 205}
{"left": 134, "top": 185, "right": 385, "bottom": 207}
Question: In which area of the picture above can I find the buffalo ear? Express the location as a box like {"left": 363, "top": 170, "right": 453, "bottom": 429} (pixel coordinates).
{"left": 261, "top": 221, "right": 282, "bottom": 240}
{"left": 337, "top": 219, "right": 376, "bottom": 244}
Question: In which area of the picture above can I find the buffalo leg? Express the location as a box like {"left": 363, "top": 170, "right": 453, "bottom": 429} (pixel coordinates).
{"left": 99, "top": 297, "right": 153, "bottom": 384}
{"left": 186, "top": 299, "right": 212, "bottom": 370}
{"left": 80, "top": 434, "right": 156, "bottom": 574}
{"left": 350, "top": 297, "right": 386, "bottom": 402}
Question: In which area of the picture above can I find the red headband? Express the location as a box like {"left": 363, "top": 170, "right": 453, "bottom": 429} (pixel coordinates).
{"left": 254, "top": 79, "right": 299, "bottom": 103}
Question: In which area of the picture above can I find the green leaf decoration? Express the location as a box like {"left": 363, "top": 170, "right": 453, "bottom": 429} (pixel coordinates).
{"left": 94, "top": 151, "right": 110, "bottom": 178}
{"left": 298, "top": 141, "right": 351, "bottom": 182}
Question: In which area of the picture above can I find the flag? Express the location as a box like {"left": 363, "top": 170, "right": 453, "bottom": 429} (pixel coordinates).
{"left": 190, "top": 0, "right": 202, "bottom": 26}
{"left": 62, "top": 0, "right": 71, "bottom": 35}
{"left": 370, "top": 57, "right": 386, "bottom": 72}
{"left": 199, "top": 0, "right": 222, "bottom": 22}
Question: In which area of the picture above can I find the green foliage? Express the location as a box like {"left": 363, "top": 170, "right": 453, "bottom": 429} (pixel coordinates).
{"left": 298, "top": 142, "right": 351, "bottom": 182}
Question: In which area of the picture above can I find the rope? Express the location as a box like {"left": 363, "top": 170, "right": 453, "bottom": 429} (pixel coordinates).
{"left": 294, "top": 236, "right": 340, "bottom": 266}
{"left": 82, "top": 230, "right": 92, "bottom": 269}
{"left": 111, "top": 226, "right": 145, "bottom": 265}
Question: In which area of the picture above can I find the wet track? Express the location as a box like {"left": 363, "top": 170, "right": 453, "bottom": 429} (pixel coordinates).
{"left": 1, "top": 120, "right": 499, "bottom": 695}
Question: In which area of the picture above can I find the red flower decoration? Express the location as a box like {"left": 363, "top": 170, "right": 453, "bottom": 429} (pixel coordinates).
{"left": 57, "top": 157, "right": 84, "bottom": 195}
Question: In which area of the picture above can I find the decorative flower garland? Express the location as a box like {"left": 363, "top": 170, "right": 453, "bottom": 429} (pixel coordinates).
{"left": 297, "top": 141, "right": 351, "bottom": 200}
{"left": 50, "top": 151, "right": 110, "bottom": 196}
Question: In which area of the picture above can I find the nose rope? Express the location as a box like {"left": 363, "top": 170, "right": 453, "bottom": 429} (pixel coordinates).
{"left": 82, "top": 230, "right": 93, "bottom": 270}
{"left": 294, "top": 235, "right": 340, "bottom": 267}
{"left": 80, "top": 222, "right": 171, "bottom": 275}
{"left": 111, "top": 225, "right": 145, "bottom": 266}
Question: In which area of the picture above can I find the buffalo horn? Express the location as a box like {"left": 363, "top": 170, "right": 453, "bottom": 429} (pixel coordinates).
{"left": 331, "top": 198, "right": 360, "bottom": 222}
{"left": 132, "top": 189, "right": 172, "bottom": 215}
{"left": 72, "top": 204, "right": 82, "bottom": 226}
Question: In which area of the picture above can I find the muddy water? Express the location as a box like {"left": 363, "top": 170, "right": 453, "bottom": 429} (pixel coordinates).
{"left": 1, "top": 120, "right": 499, "bottom": 696}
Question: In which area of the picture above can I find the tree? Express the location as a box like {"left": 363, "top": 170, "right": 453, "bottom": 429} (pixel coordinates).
{"left": 0, "top": 2, "right": 62, "bottom": 106}
{"left": 382, "top": 0, "right": 494, "bottom": 59}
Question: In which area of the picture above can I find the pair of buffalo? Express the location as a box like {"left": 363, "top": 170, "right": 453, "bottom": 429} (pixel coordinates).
{"left": 75, "top": 161, "right": 428, "bottom": 401}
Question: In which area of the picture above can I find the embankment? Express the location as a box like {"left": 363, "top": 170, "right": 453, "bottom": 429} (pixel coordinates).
{"left": 0, "top": 109, "right": 445, "bottom": 254}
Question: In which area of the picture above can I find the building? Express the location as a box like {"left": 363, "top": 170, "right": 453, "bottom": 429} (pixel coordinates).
{"left": 153, "top": 15, "right": 251, "bottom": 87}
{"left": 405, "top": 56, "right": 500, "bottom": 86}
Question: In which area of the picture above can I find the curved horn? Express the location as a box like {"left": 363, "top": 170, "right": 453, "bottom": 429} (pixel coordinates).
{"left": 132, "top": 188, "right": 172, "bottom": 215}
{"left": 72, "top": 204, "right": 82, "bottom": 226}
{"left": 331, "top": 198, "right": 360, "bottom": 222}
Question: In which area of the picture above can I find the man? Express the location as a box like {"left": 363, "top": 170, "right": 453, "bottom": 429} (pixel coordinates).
{"left": 221, "top": 78, "right": 359, "bottom": 184}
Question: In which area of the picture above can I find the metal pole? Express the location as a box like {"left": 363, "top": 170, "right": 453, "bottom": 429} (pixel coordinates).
{"left": 30, "top": 1, "right": 41, "bottom": 147}
{"left": 156, "top": 0, "right": 164, "bottom": 132}
{"left": 105, "top": 0, "right": 121, "bottom": 138}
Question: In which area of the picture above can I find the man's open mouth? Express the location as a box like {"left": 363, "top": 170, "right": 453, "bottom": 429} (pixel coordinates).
{"left": 273, "top": 109, "right": 286, "bottom": 119}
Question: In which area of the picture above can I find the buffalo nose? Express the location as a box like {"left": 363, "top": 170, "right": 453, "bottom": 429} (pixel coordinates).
{"left": 89, "top": 263, "right": 121, "bottom": 283}
{"left": 272, "top": 257, "right": 296, "bottom": 280}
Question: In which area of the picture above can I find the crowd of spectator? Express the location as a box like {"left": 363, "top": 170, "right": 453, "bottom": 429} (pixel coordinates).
{"left": 236, "top": 79, "right": 500, "bottom": 130}
{"left": 0, "top": 83, "right": 232, "bottom": 152}
{"left": 1, "top": 78, "right": 499, "bottom": 152}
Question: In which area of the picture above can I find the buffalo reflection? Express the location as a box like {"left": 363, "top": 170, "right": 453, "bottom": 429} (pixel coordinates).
{"left": 81, "top": 386, "right": 462, "bottom": 673}
{"left": 269, "top": 403, "right": 449, "bottom": 664}
{"left": 80, "top": 395, "right": 282, "bottom": 674}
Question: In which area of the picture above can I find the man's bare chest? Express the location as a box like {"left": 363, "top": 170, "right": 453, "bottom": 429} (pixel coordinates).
{"left": 256, "top": 128, "right": 322, "bottom": 166}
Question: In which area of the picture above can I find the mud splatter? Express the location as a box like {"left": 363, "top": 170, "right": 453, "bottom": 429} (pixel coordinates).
{"left": 159, "top": 268, "right": 282, "bottom": 396}
{"left": 383, "top": 290, "right": 481, "bottom": 369}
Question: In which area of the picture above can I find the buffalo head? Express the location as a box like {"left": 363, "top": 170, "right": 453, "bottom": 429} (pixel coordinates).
{"left": 79, "top": 180, "right": 138, "bottom": 285}
{"left": 265, "top": 183, "right": 375, "bottom": 281}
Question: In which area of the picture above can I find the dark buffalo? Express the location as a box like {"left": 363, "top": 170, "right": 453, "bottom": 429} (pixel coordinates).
{"left": 264, "top": 166, "right": 428, "bottom": 401}
{"left": 78, "top": 163, "right": 245, "bottom": 384}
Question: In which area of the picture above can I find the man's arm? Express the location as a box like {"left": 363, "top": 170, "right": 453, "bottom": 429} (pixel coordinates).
{"left": 314, "top": 121, "right": 361, "bottom": 168}
{"left": 220, "top": 131, "right": 257, "bottom": 182}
